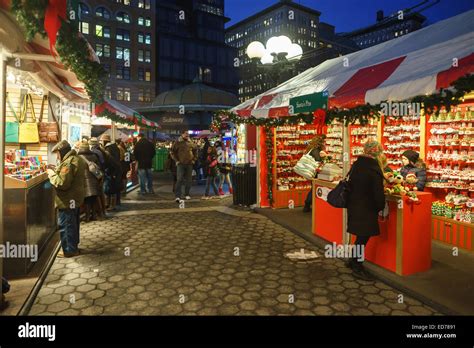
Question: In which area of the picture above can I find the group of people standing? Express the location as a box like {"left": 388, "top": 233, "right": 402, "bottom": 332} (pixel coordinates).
{"left": 167, "top": 130, "right": 233, "bottom": 201}
{"left": 46, "top": 133, "right": 157, "bottom": 258}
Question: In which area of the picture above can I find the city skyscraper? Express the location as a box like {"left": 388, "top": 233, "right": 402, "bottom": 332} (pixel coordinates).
{"left": 77, "top": 0, "right": 156, "bottom": 108}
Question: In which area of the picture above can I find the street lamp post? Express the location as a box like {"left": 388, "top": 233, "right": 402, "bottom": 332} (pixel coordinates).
{"left": 246, "top": 35, "right": 303, "bottom": 86}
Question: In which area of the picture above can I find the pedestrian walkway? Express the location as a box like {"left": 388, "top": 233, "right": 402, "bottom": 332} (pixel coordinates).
{"left": 27, "top": 174, "right": 439, "bottom": 316}
{"left": 256, "top": 207, "right": 474, "bottom": 315}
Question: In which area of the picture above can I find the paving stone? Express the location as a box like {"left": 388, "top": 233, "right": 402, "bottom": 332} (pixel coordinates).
{"left": 29, "top": 195, "right": 439, "bottom": 316}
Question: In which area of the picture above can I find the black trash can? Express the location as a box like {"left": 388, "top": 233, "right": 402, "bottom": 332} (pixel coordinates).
{"left": 231, "top": 164, "right": 257, "bottom": 206}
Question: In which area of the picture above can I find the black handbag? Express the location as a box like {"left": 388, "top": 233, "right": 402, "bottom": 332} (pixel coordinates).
{"left": 327, "top": 165, "right": 355, "bottom": 208}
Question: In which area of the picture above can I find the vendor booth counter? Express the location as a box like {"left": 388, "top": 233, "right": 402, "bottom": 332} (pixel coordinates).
{"left": 312, "top": 179, "right": 432, "bottom": 276}
{"left": 4, "top": 173, "right": 56, "bottom": 277}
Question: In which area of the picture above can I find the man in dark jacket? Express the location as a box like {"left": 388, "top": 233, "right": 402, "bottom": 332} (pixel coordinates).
{"left": 100, "top": 134, "right": 123, "bottom": 210}
{"left": 171, "top": 130, "right": 198, "bottom": 201}
{"left": 134, "top": 133, "right": 156, "bottom": 194}
{"left": 47, "top": 140, "right": 86, "bottom": 258}
{"left": 346, "top": 141, "right": 386, "bottom": 281}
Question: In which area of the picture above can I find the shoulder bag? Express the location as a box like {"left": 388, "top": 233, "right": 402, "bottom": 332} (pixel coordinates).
{"left": 293, "top": 150, "right": 319, "bottom": 180}
{"left": 18, "top": 94, "right": 40, "bottom": 144}
{"left": 327, "top": 164, "right": 355, "bottom": 208}
{"left": 5, "top": 92, "right": 19, "bottom": 143}
{"left": 38, "top": 95, "right": 60, "bottom": 143}
{"left": 81, "top": 155, "right": 104, "bottom": 181}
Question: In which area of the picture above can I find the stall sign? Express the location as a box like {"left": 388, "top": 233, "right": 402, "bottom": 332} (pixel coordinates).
{"left": 290, "top": 91, "right": 328, "bottom": 114}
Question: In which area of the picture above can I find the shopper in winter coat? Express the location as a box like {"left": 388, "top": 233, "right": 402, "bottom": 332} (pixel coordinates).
{"left": 400, "top": 150, "right": 426, "bottom": 191}
{"left": 77, "top": 143, "right": 101, "bottom": 222}
{"left": 134, "top": 133, "right": 156, "bottom": 194}
{"left": 346, "top": 140, "right": 386, "bottom": 281}
{"left": 89, "top": 138, "right": 107, "bottom": 219}
{"left": 47, "top": 140, "right": 86, "bottom": 258}
{"left": 100, "top": 134, "right": 123, "bottom": 210}
{"left": 171, "top": 131, "right": 198, "bottom": 201}
{"left": 303, "top": 135, "right": 326, "bottom": 212}
{"left": 202, "top": 146, "right": 220, "bottom": 199}
{"left": 214, "top": 141, "right": 233, "bottom": 195}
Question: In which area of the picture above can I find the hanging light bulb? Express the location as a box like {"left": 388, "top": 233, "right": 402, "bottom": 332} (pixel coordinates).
{"left": 261, "top": 52, "right": 274, "bottom": 65}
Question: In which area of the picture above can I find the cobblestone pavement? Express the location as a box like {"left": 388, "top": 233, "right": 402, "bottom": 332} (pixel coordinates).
{"left": 29, "top": 181, "right": 439, "bottom": 316}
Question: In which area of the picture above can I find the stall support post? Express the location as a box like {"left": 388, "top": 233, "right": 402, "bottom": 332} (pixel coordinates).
{"left": 0, "top": 48, "right": 7, "bottom": 307}
{"left": 342, "top": 125, "right": 351, "bottom": 245}
{"left": 256, "top": 126, "right": 261, "bottom": 208}
{"left": 111, "top": 121, "right": 116, "bottom": 142}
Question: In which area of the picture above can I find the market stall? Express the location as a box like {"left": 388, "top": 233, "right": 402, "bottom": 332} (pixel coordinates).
{"left": 0, "top": 2, "right": 102, "bottom": 280}
{"left": 219, "top": 10, "right": 474, "bottom": 275}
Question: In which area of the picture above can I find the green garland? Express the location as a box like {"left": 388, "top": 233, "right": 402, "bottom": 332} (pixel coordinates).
{"left": 264, "top": 127, "right": 274, "bottom": 205}
{"left": 11, "top": 0, "right": 107, "bottom": 104}
{"left": 214, "top": 73, "right": 474, "bottom": 206}
{"left": 212, "top": 74, "right": 474, "bottom": 129}
{"left": 97, "top": 109, "right": 135, "bottom": 127}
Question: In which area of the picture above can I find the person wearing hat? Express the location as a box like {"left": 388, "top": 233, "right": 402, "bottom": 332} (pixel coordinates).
{"left": 134, "top": 133, "right": 156, "bottom": 195}
{"left": 400, "top": 150, "right": 426, "bottom": 191}
{"left": 78, "top": 143, "right": 102, "bottom": 222}
{"left": 100, "top": 134, "right": 123, "bottom": 210}
{"left": 345, "top": 140, "right": 386, "bottom": 281}
{"left": 47, "top": 140, "right": 86, "bottom": 258}
{"left": 89, "top": 137, "right": 107, "bottom": 218}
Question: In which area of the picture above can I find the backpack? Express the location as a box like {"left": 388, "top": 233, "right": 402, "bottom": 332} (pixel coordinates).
{"left": 81, "top": 155, "right": 104, "bottom": 181}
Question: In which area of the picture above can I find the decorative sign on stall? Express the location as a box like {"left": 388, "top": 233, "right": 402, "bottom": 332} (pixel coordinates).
{"left": 316, "top": 186, "right": 331, "bottom": 202}
{"left": 289, "top": 91, "right": 329, "bottom": 114}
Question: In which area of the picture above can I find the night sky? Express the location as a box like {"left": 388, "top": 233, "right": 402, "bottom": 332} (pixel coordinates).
{"left": 225, "top": 0, "right": 474, "bottom": 32}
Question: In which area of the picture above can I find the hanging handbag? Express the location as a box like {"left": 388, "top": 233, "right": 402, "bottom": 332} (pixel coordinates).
{"left": 294, "top": 150, "right": 319, "bottom": 180}
{"left": 18, "top": 94, "right": 40, "bottom": 144}
{"left": 38, "top": 95, "right": 60, "bottom": 143}
{"left": 5, "top": 92, "right": 19, "bottom": 143}
{"left": 327, "top": 164, "right": 355, "bottom": 208}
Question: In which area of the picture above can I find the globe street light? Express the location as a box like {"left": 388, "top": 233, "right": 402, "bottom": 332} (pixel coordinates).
{"left": 247, "top": 35, "right": 302, "bottom": 65}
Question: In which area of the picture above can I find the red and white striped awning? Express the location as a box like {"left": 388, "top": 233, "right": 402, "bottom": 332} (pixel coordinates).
{"left": 95, "top": 99, "right": 160, "bottom": 129}
{"left": 0, "top": 5, "right": 94, "bottom": 102}
{"left": 232, "top": 10, "right": 474, "bottom": 118}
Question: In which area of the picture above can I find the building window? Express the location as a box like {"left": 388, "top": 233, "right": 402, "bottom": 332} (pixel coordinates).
{"left": 145, "top": 18, "right": 151, "bottom": 27}
{"left": 79, "top": 21, "right": 89, "bottom": 34}
{"left": 138, "top": 50, "right": 144, "bottom": 62}
{"left": 105, "top": 87, "right": 112, "bottom": 99}
{"left": 116, "top": 47, "right": 130, "bottom": 62}
{"left": 138, "top": 68, "right": 144, "bottom": 81}
{"left": 116, "top": 11, "right": 131, "bottom": 24}
{"left": 95, "top": 7, "right": 110, "bottom": 19}
{"left": 116, "top": 87, "right": 124, "bottom": 100}
{"left": 103, "top": 64, "right": 111, "bottom": 78}
{"left": 116, "top": 29, "right": 130, "bottom": 41}
{"left": 138, "top": 16, "right": 144, "bottom": 26}
{"left": 116, "top": 66, "right": 130, "bottom": 80}
{"left": 95, "top": 25, "right": 110, "bottom": 38}
{"left": 145, "top": 34, "right": 151, "bottom": 45}
{"left": 79, "top": 3, "right": 90, "bottom": 17}
{"left": 145, "top": 0, "right": 151, "bottom": 10}
{"left": 138, "top": 89, "right": 144, "bottom": 102}
{"left": 145, "top": 70, "right": 151, "bottom": 82}
{"left": 145, "top": 51, "right": 151, "bottom": 63}
{"left": 138, "top": 32, "right": 144, "bottom": 43}
{"left": 144, "top": 90, "right": 151, "bottom": 102}
{"left": 201, "top": 68, "right": 212, "bottom": 82}
{"left": 138, "top": 0, "right": 144, "bottom": 8}
{"left": 95, "top": 43, "right": 103, "bottom": 56}
{"left": 124, "top": 88, "right": 131, "bottom": 101}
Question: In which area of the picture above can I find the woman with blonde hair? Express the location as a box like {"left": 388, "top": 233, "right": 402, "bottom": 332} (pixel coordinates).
{"left": 346, "top": 140, "right": 385, "bottom": 281}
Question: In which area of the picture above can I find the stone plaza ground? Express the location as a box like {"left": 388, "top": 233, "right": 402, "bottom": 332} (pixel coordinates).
{"left": 28, "top": 176, "right": 439, "bottom": 316}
